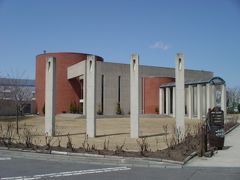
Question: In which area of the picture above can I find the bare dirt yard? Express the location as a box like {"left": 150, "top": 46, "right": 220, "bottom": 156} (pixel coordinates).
{"left": 0, "top": 115, "right": 201, "bottom": 152}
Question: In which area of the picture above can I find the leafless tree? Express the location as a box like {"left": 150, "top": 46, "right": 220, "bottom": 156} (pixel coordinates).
{"left": 0, "top": 74, "right": 6, "bottom": 115}
{"left": 227, "top": 87, "right": 240, "bottom": 110}
{"left": 6, "top": 71, "right": 33, "bottom": 134}
{"left": 0, "top": 86, "right": 3, "bottom": 110}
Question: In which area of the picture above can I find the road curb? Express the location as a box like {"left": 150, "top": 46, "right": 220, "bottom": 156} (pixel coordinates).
{"left": 2, "top": 124, "right": 238, "bottom": 167}
{"left": 183, "top": 152, "right": 197, "bottom": 165}
{"left": 54, "top": 150, "right": 184, "bottom": 166}
{"left": 0, "top": 147, "right": 183, "bottom": 168}
{"left": 0, "top": 146, "right": 199, "bottom": 167}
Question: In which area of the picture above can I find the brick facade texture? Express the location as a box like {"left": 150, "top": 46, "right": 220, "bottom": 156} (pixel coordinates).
{"left": 143, "top": 77, "right": 175, "bottom": 114}
{"left": 35, "top": 52, "right": 103, "bottom": 115}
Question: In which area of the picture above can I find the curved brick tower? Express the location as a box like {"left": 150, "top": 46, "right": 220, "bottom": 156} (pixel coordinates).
{"left": 35, "top": 52, "right": 103, "bottom": 115}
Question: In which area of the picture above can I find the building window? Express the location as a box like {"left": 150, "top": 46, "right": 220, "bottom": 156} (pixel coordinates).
{"left": 80, "top": 79, "right": 83, "bottom": 100}
{"left": 118, "top": 76, "right": 121, "bottom": 103}
{"left": 101, "top": 74, "right": 104, "bottom": 113}
{"left": 3, "top": 89, "right": 11, "bottom": 93}
{"left": 178, "top": 58, "right": 182, "bottom": 70}
{"left": 164, "top": 88, "right": 166, "bottom": 114}
{"left": 170, "top": 88, "right": 173, "bottom": 114}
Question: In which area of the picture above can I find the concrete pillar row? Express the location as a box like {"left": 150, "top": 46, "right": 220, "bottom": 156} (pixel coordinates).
{"left": 197, "top": 84, "right": 203, "bottom": 120}
{"left": 86, "top": 55, "right": 96, "bottom": 138}
{"left": 188, "top": 85, "right": 193, "bottom": 119}
{"left": 175, "top": 53, "right": 185, "bottom": 136}
{"left": 202, "top": 86, "right": 206, "bottom": 116}
{"left": 45, "top": 57, "right": 56, "bottom": 136}
{"left": 211, "top": 85, "right": 216, "bottom": 107}
{"left": 130, "top": 54, "right": 139, "bottom": 138}
{"left": 206, "top": 84, "right": 212, "bottom": 111}
{"left": 159, "top": 88, "right": 165, "bottom": 115}
{"left": 172, "top": 87, "right": 176, "bottom": 117}
{"left": 193, "top": 86, "right": 197, "bottom": 115}
{"left": 221, "top": 84, "right": 227, "bottom": 116}
{"left": 166, "top": 87, "right": 170, "bottom": 115}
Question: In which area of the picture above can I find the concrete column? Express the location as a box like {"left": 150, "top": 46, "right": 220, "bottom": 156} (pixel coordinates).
{"left": 193, "top": 86, "right": 197, "bottom": 116}
{"left": 45, "top": 57, "right": 56, "bottom": 136}
{"left": 159, "top": 88, "right": 164, "bottom": 115}
{"left": 166, "top": 87, "right": 170, "bottom": 115}
{"left": 83, "top": 75, "right": 86, "bottom": 115}
{"left": 197, "top": 84, "right": 203, "bottom": 120}
{"left": 206, "top": 84, "right": 212, "bottom": 110}
{"left": 188, "top": 85, "right": 193, "bottom": 119}
{"left": 221, "top": 84, "right": 227, "bottom": 116}
{"left": 202, "top": 86, "right": 206, "bottom": 116}
{"left": 172, "top": 87, "right": 176, "bottom": 117}
{"left": 175, "top": 53, "right": 185, "bottom": 135}
{"left": 86, "top": 55, "right": 96, "bottom": 137}
{"left": 211, "top": 85, "right": 216, "bottom": 107}
{"left": 130, "top": 54, "right": 139, "bottom": 138}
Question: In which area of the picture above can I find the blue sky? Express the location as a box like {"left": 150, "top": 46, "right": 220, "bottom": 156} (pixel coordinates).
{"left": 0, "top": 0, "right": 239, "bottom": 87}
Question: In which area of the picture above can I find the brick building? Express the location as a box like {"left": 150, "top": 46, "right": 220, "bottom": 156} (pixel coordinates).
{"left": 35, "top": 52, "right": 213, "bottom": 116}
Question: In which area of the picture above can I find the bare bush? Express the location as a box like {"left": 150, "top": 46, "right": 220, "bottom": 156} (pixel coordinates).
{"left": 0, "top": 124, "right": 3, "bottom": 144}
{"left": 136, "top": 137, "right": 149, "bottom": 156}
{"left": 91, "top": 144, "right": 96, "bottom": 151}
{"left": 55, "top": 131, "right": 62, "bottom": 148}
{"left": 115, "top": 138, "right": 126, "bottom": 155}
{"left": 103, "top": 137, "right": 110, "bottom": 151}
{"left": 155, "top": 137, "right": 160, "bottom": 151}
{"left": 169, "top": 135, "right": 177, "bottom": 149}
{"left": 45, "top": 133, "right": 53, "bottom": 150}
{"left": 225, "top": 115, "right": 239, "bottom": 131}
{"left": 2, "top": 123, "right": 15, "bottom": 146}
{"left": 66, "top": 133, "right": 74, "bottom": 151}
{"left": 185, "top": 124, "right": 192, "bottom": 136}
{"left": 162, "top": 124, "right": 169, "bottom": 148}
{"left": 82, "top": 134, "right": 91, "bottom": 152}
{"left": 22, "top": 125, "right": 34, "bottom": 148}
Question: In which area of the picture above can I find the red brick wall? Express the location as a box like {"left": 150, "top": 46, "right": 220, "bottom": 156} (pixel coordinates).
{"left": 35, "top": 52, "right": 103, "bottom": 115}
{"left": 143, "top": 77, "right": 175, "bottom": 114}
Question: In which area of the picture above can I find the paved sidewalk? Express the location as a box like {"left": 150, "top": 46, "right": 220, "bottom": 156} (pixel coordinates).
{"left": 186, "top": 125, "right": 240, "bottom": 167}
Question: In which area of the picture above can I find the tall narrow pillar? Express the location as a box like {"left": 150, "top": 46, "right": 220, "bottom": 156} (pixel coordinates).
{"left": 45, "top": 57, "right": 56, "bottom": 136}
{"left": 166, "top": 87, "right": 170, "bottom": 115}
{"left": 175, "top": 53, "right": 185, "bottom": 135}
{"left": 206, "top": 84, "right": 212, "bottom": 110}
{"left": 193, "top": 86, "right": 197, "bottom": 116}
{"left": 86, "top": 55, "right": 96, "bottom": 137}
{"left": 188, "top": 85, "right": 193, "bottom": 119}
{"left": 130, "top": 54, "right": 139, "bottom": 138}
{"left": 172, "top": 87, "right": 176, "bottom": 117}
{"left": 83, "top": 75, "right": 86, "bottom": 115}
{"left": 159, "top": 88, "right": 164, "bottom": 115}
{"left": 221, "top": 84, "right": 227, "bottom": 117}
{"left": 202, "top": 86, "right": 206, "bottom": 116}
{"left": 197, "top": 84, "right": 203, "bottom": 120}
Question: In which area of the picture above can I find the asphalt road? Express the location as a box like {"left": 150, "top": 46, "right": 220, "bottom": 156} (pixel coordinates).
{"left": 0, "top": 150, "right": 239, "bottom": 180}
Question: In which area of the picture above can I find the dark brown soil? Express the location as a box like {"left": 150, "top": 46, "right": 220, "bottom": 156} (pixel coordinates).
{"left": 0, "top": 122, "right": 238, "bottom": 162}
{"left": 224, "top": 122, "right": 239, "bottom": 132}
{"left": 0, "top": 134, "right": 199, "bottom": 162}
